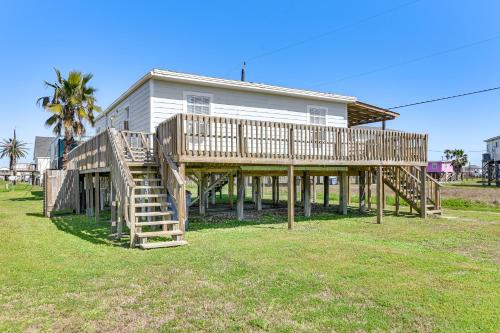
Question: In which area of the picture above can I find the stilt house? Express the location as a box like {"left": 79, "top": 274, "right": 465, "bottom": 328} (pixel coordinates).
{"left": 44, "top": 69, "right": 442, "bottom": 249}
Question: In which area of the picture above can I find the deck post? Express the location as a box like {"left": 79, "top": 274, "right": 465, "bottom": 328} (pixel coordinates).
{"left": 200, "top": 173, "right": 207, "bottom": 216}
{"left": 395, "top": 167, "right": 400, "bottom": 215}
{"left": 90, "top": 174, "right": 95, "bottom": 217}
{"left": 251, "top": 176, "right": 257, "bottom": 203}
{"left": 255, "top": 176, "right": 262, "bottom": 211}
{"left": 237, "top": 170, "right": 244, "bottom": 220}
{"left": 323, "top": 176, "right": 329, "bottom": 207}
{"left": 271, "top": 176, "right": 278, "bottom": 205}
{"left": 359, "top": 171, "right": 366, "bottom": 212}
{"left": 210, "top": 174, "right": 216, "bottom": 205}
{"left": 312, "top": 176, "right": 316, "bottom": 203}
{"left": 116, "top": 199, "right": 123, "bottom": 239}
{"left": 347, "top": 176, "right": 351, "bottom": 205}
{"left": 94, "top": 172, "right": 100, "bottom": 221}
{"left": 228, "top": 173, "right": 234, "bottom": 209}
{"left": 295, "top": 176, "right": 300, "bottom": 205}
{"left": 301, "top": 175, "right": 305, "bottom": 206}
{"left": 382, "top": 180, "right": 386, "bottom": 209}
{"left": 110, "top": 183, "right": 116, "bottom": 233}
{"left": 367, "top": 169, "right": 372, "bottom": 211}
{"left": 288, "top": 165, "right": 294, "bottom": 229}
{"left": 304, "top": 171, "right": 311, "bottom": 217}
{"left": 276, "top": 177, "right": 280, "bottom": 204}
{"left": 420, "top": 165, "right": 427, "bottom": 218}
{"left": 376, "top": 166, "right": 383, "bottom": 224}
{"left": 338, "top": 171, "right": 348, "bottom": 215}
{"left": 178, "top": 162, "right": 186, "bottom": 231}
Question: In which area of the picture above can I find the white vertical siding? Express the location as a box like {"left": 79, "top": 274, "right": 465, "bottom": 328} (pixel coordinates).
{"left": 487, "top": 139, "right": 500, "bottom": 161}
{"left": 151, "top": 80, "right": 348, "bottom": 131}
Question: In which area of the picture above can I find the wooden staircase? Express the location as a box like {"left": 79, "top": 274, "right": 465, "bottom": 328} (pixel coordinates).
{"left": 117, "top": 131, "right": 187, "bottom": 249}
{"left": 383, "top": 166, "right": 442, "bottom": 216}
{"left": 129, "top": 163, "right": 187, "bottom": 249}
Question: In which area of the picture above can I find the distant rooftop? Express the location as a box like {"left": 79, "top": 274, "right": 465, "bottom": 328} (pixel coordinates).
{"left": 485, "top": 135, "right": 500, "bottom": 142}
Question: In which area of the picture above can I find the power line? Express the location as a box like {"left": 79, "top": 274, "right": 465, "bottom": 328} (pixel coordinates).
{"left": 224, "top": 0, "right": 422, "bottom": 76}
{"left": 309, "top": 35, "right": 500, "bottom": 88}
{"left": 388, "top": 85, "right": 500, "bottom": 109}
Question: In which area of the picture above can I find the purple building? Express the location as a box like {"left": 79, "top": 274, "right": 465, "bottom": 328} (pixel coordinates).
{"left": 427, "top": 161, "right": 454, "bottom": 181}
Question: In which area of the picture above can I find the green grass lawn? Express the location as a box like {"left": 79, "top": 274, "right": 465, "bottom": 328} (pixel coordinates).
{"left": 0, "top": 182, "right": 499, "bottom": 332}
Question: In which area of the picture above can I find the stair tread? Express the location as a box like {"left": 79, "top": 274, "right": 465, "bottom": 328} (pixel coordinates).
{"left": 138, "top": 240, "right": 188, "bottom": 249}
{"left": 136, "top": 220, "right": 179, "bottom": 227}
{"left": 131, "top": 170, "right": 158, "bottom": 174}
{"left": 135, "top": 185, "right": 164, "bottom": 189}
{"left": 136, "top": 230, "right": 183, "bottom": 238}
{"left": 135, "top": 202, "right": 168, "bottom": 207}
{"left": 135, "top": 211, "right": 172, "bottom": 217}
{"left": 135, "top": 194, "right": 167, "bottom": 198}
{"left": 127, "top": 162, "right": 159, "bottom": 166}
{"left": 133, "top": 178, "right": 161, "bottom": 182}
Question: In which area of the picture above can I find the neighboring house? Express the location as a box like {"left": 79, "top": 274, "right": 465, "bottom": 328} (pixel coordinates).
{"left": 0, "top": 167, "right": 10, "bottom": 180}
{"left": 427, "top": 161, "right": 454, "bottom": 182}
{"left": 463, "top": 164, "right": 482, "bottom": 178}
{"left": 14, "top": 163, "right": 36, "bottom": 182}
{"left": 50, "top": 137, "right": 90, "bottom": 169}
{"left": 33, "top": 136, "right": 55, "bottom": 184}
{"left": 483, "top": 135, "right": 500, "bottom": 186}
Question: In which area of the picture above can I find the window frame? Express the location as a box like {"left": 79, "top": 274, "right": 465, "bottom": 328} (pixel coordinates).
{"left": 183, "top": 91, "right": 213, "bottom": 116}
{"left": 307, "top": 105, "right": 328, "bottom": 126}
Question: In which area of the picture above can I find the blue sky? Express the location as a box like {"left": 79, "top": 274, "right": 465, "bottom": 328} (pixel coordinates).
{"left": 1, "top": 0, "right": 499, "bottom": 166}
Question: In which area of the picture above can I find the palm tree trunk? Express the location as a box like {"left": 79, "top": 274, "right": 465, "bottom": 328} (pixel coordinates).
{"left": 10, "top": 156, "right": 16, "bottom": 185}
{"left": 62, "top": 136, "right": 75, "bottom": 170}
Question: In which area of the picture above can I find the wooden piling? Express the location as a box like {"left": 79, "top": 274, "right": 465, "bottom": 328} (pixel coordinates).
{"left": 228, "top": 173, "right": 234, "bottom": 209}
{"left": 237, "top": 170, "right": 244, "bottom": 220}
{"left": 304, "top": 171, "right": 311, "bottom": 217}
{"left": 377, "top": 166, "right": 383, "bottom": 224}
{"left": 288, "top": 165, "right": 294, "bottom": 229}
{"left": 255, "top": 176, "right": 262, "bottom": 211}
{"left": 359, "top": 171, "right": 366, "bottom": 212}
{"left": 323, "top": 176, "right": 329, "bottom": 207}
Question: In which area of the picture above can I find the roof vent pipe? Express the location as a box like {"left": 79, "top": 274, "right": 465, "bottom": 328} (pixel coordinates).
{"left": 241, "top": 61, "right": 246, "bottom": 81}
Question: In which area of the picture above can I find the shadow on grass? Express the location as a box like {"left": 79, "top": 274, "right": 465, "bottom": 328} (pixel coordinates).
{"left": 9, "top": 189, "right": 44, "bottom": 201}
{"left": 187, "top": 203, "right": 417, "bottom": 232}
{"left": 50, "top": 211, "right": 129, "bottom": 248}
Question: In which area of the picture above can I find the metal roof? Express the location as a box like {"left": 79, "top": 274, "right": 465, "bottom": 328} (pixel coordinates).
{"left": 485, "top": 135, "right": 500, "bottom": 142}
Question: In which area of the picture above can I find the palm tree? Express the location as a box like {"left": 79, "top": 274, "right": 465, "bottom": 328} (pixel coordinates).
{"left": 444, "top": 149, "right": 469, "bottom": 180}
{"left": 38, "top": 68, "right": 101, "bottom": 169}
{"left": 0, "top": 130, "right": 29, "bottom": 179}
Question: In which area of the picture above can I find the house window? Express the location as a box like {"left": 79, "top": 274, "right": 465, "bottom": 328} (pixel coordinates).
{"left": 432, "top": 163, "right": 437, "bottom": 169}
{"left": 186, "top": 93, "right": 211, "bottom": 115}
{"left": 308, "top": 106, "right": 327, "bottom": 125}
{"left": 123, "top": 106, "right": 130, "bottom": 130}
{"left": 184, "top": 92, "right": 212, "bottom": 137}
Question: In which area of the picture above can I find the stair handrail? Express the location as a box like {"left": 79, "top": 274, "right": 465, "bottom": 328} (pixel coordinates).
{"left": 189, "top": 172, "right": 232, "bottom": 206}
{"left": 154, "top": 135, "right": 187, "bottom": 231}
{"left": 107, "top": 128, "right": 137, "bottom": 244}
{"left": 120, "top": 131, "right": 137, "bottom": 162}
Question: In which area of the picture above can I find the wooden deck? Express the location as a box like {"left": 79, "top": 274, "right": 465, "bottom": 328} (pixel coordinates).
{"left": 50, "top": 114, "right": 441, "bottom": 249}
{"left": 157, "top": 114, "right": 428, "bottom": 167}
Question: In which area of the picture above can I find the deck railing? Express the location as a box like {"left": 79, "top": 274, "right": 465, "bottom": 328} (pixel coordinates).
{"left": 67, "top": 130, "right": 110, "bottom": 171}
{"left": 156, "top": 114, "right": 428, "bottom": 166}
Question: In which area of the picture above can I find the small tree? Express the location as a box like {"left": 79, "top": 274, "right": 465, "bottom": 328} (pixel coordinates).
{"left": 444, "top": 149, "right": 468, "bottom": 180}
{"left": 0, "top": 130, "right": 29, "bottom": 181}
{"left": 38, "top": 68, "right": 101, "bottom": 169}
